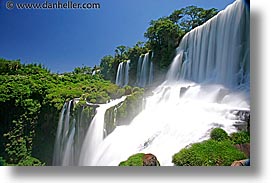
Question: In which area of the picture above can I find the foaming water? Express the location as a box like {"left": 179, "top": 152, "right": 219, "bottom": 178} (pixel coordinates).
{"left": 88, "top": 82, "right": 249, "bottom": 166}
{"left": 78, "top": 96, "right": 127, "bottom": 166}
{"left": 54, "top": 0, "right": 249, "bottom": 166}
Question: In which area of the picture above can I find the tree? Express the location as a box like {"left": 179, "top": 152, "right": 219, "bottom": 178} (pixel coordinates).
{"left": 73, "top": 66, "right": 93, "bottom": 74}
{"left": 99, "top": 55, "right": 117, "bottom": 82}
{"left": 144, "top": 18, "right": 184, "bottom": 73}
{"left": 169, "top": 6, "right": 218, "bottom": 33}
{"left": 115, "top": 45, "right": 129, "bottom": 60}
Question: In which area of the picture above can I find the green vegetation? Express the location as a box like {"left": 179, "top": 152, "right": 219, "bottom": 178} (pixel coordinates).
{"left": 172, "top": 129, "right": 250, "bottom": 166}
{"left": 0, "top": 5, "right": 220, "bottom": 166}
{"left": 0, "top": 157, "right": 6, "bottom": 166}
{"left": 210, "top": 128, "right": 229, "bottom": 141}
{"left": 230, "top": 131, "right": 250, "bottom": 145}
{"left": 99, "top": 6, "right": 218, "bottom": 85}
{"left": 104, "top": 87, "right": 144, "bottom": 135}
{"left": 172, "top": 140, "right": 246, "bottom": 166}
{"left": 119, "top": 153, "right": 145, "bottom": 166}
{"left": 17, "top": 156, "right": 45, "bottom": 166}
{"left": 0, "top": 59, "right": 130, "bottom": 165}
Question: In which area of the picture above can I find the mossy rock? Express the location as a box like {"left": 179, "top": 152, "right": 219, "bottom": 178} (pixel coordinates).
{"left": 230, "top": 131, "right": 250, "bottom": 145}
{"left": 210, "top": 128, "right": 229, "bottom": 141}
{"left": 172, "top": 140, "right": 246, "bottom": 166}
{"left": 119, "top": 153, "right": 160, "bottom": 166}
{"left": 119, "top": 153, "right": 145, "bottom": 166}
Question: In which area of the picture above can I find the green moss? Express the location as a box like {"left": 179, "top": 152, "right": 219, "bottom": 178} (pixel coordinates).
{"left": 230, "top": 131, "right": 250, "bottom": 145}
{"left": 123, "top": 85, "right": 132, "bottom": 95}
{"left": 210, "top": 128, "right": 229, "bottom": 141}
{"left": 172, "top": 140, "right": 246, "bottom": 166}
{"left": 119, "top": 153, "right": 145, "bottom": 166}
{"left": 17, "top": 156, "right": 45, "bottom": 166}
{"left": 116, "top": 90, "right": 144, "bottom": 125}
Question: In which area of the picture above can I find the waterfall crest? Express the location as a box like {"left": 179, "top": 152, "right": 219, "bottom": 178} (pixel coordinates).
{"left": 167, "top": 0, "right": 249, "bottom": 90}
{"left": 136, "top": 52, "right": 154, "bottom": 87}
{"left": 115, "top": 60, "right": 130, "bottom": 87}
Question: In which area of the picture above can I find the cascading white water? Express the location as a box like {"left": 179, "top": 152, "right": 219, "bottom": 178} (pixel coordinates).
{"left": 77, "top": 0, "right": 249, "bottom": 166}
{"left": 86, "top": 82, "right": 249, "bottom": 166}
{"left": 115, "top": 62, "right": 124, "bottom": 87}
{"left": 139, "top": 53, "right": 150, "bottom": 87}
{"left": 167, "top": 0, "right": 249, "bottom": 90}
{"left": 115, "top": 60, "right": 131, "bottom": 87}
{"left": 136, "top": 55, "right": 143, "bottom": 85}
{"left": 124, "top": 60, "right": 130, "bottom": 86}
{"left": 53, "top": 100, "right": 75, "bottom": 166}
{"left": 149, "top": 61, "right": 154, "bottom": 85}
{"left": 52, "top": 102, "right": 67, "bottom": 165}
{"left": 136, "top": 53, "right": 154, "bottom": 87}
{"left": 78, "top": 96, "right": 127, "bottom": 166}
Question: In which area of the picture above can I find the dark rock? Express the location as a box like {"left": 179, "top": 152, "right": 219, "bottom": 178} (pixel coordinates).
{"left": 234, "top": 143, "right": 250, "bottom": 158}
{"left": 179, "top": 86, "right": 190, "bottom": 98}
{"left": 231, "top": 109, "right": 250, "bottom": 132}
{"left": 142, "top": 153, "right": 160, "bottom": 166}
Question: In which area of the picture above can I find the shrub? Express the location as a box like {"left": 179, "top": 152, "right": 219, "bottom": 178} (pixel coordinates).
{"left": 210, "top": 128, "right": 229, "bottom": 141}
{"left": 123, "top": 85, "right": 132, "bottom": 95}
{"left": 172, "top": 140, "right": 246, "bottom": 166}
{"left": 119, "top": 153, "right": 144, "bottom": 166}
{"left": 17, "top": 156, "right": 45, "bottom": 166}
{"left": 0, "top": 157, "right": 6, "bottom": 166}
{"left": 230, "top": 131, "right": 250, "bottom": 145}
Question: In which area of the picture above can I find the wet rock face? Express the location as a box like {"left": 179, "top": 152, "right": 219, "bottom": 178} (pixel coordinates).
{"left": 234, "top": 143, "right": 250, "bottom": 158}
{"left": 142, "top": 153, "right": 160, "bottom": 166}
{"left": 179, "top": 87, "right": 189, "bottom": 97}
{"left": 231, "top": 109, "right": 250, "bottom": 132}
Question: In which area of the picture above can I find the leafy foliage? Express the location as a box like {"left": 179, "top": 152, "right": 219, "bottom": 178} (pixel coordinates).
{"left": 169, "top": 6, "right": 218, "bottom": 33}
{"left": 0, "top": 4, "right": 221, "bottom": 166}
{"left": 104, "top": 86, "right": 144, "bottom": 135}
{"left": 0, "top": 157, "right": 6, "bottom": 166}
{"left": 210, "top": 128, "right": 229, "bottom": 141}
{"left": 230, "top": 131, "right": 250, "bottom": 145}
{"left": 172, "top": 140, "right": 246, "bottom": 166}
{"left": 119, "top": 153, "right": 145, "bottom": 166}
{"left": 97, "top": 6, "right": 218, "bottom": 86}
{"left": 0, "top": 59, "right": 127, "bottom": 165}
{"left": 145, "top": 18, "right": 184, "bottom": 73}
{"left": 17, "top": 156, "right": 45, "bottom": 166}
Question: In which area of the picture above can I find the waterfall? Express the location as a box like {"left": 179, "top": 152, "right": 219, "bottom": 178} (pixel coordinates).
{"left": 136, "top": 55, "right": 143, "bottom": 85}
{"left": 115, "top": 62, "right": 124, "bottom": 87}
{"left": 167, "top": 0, "right": 249, "bottom": 90}
{"left": 76, "top": 0, "right": 249, "bottom": 166}
{"left": 148, "top": 60, "right": 154, "bottom": 85}
{"left": 136, "top": 52, "right": 154, "bottom": 87}
{"left": 78, "top": 96, "right": 127, "bottom": 166}
{"left": 115, "top": 60, "right": 130, "bottom": 87}
{"left": 124, "top": 60, "right": 130, "bottom": 86}
{"left": 53, "top": 99, "right": 97, "bottom": 166}
{"left": 52, "top": 102, "right": 67, "bottom": 165}
{"left": 53, "top": 100, "right": 74, "bottom": 166}
{"left": 53, "top": 0, "right": 249, "bottom": 166}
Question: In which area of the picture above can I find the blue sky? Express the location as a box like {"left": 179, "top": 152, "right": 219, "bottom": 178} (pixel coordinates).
{"left": 0, "top": 0, "right": 235, "bottom": 73}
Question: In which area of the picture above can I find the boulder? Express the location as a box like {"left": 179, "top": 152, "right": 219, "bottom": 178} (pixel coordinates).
{"left": 142, "top": 153, "right": 160, "bottom": 166}
{"left": 119, "top": 153, "right": 160, "bottom": 166}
